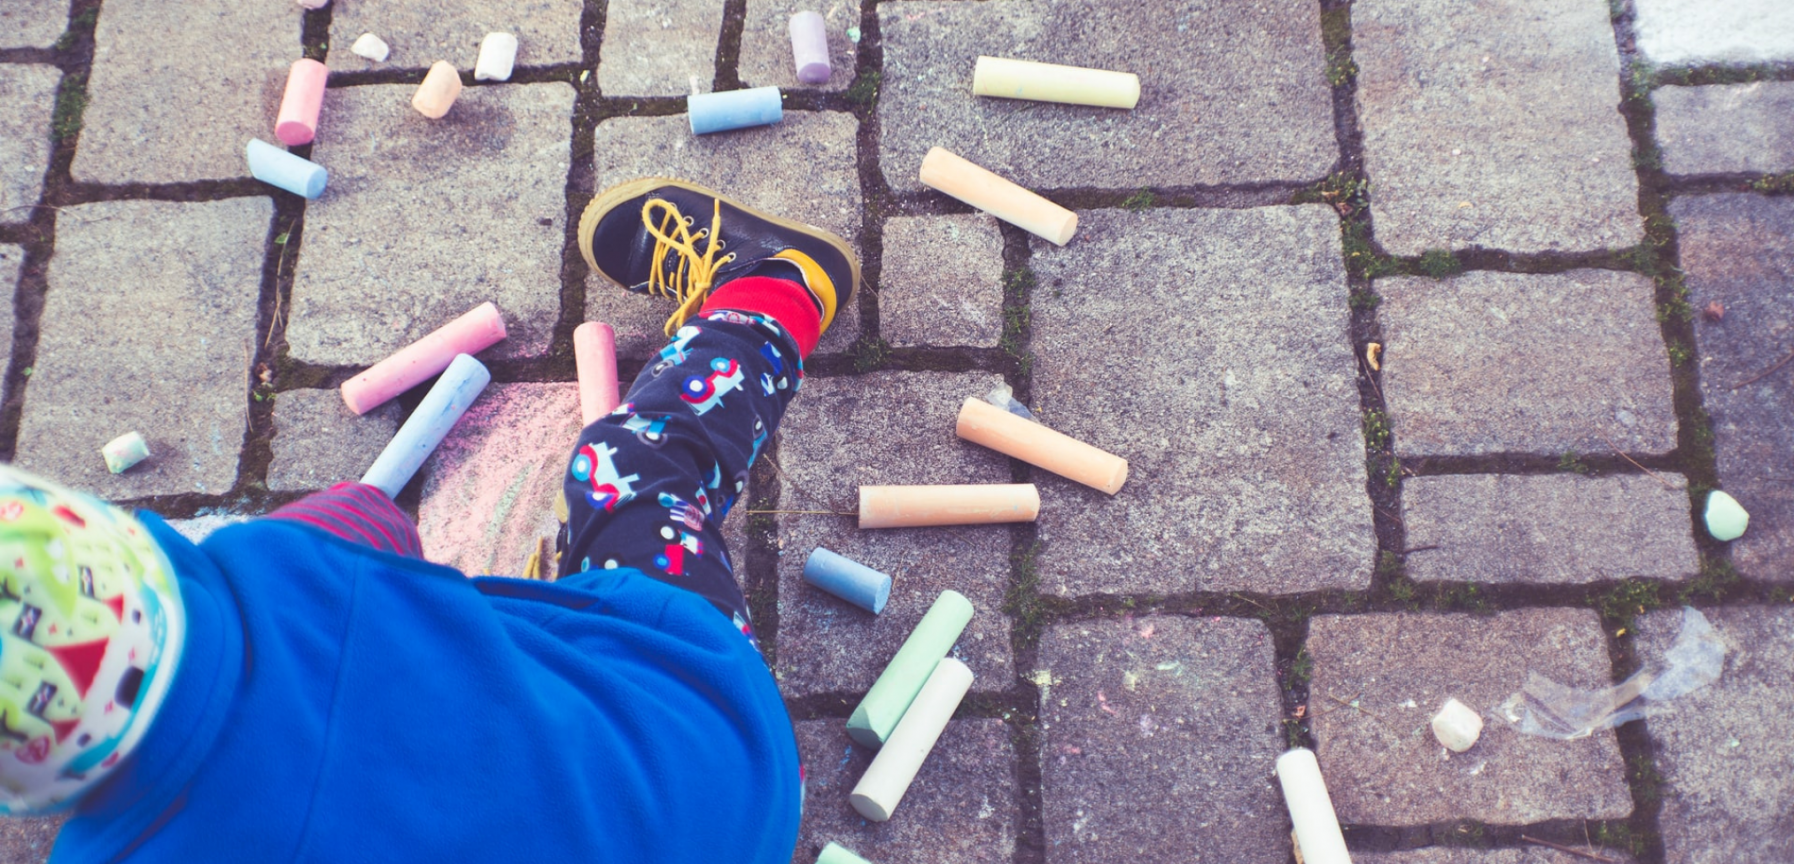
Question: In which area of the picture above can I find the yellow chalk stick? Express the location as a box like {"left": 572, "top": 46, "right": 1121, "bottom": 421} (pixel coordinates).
{"left": 972, "top": 57, "right": 1140, "bottom": 109}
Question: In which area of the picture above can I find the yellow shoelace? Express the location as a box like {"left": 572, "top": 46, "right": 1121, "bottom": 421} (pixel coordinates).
{"left": 642, "top": 197, "right": 737, "bottom": 337}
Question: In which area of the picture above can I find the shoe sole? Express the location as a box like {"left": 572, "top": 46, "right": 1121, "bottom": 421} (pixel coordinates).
{"left": 576, "top": 176, "right": 863, "bottom": 312}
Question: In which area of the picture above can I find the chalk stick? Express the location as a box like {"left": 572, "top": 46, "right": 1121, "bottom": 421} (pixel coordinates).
{"left": 412, "top": 61, "right": 463, "bottom": 119}
{"left": 475, "top": 32, "right": 518, "bottom": 82}
{"left": 1275, "top": 749, "right": 1352, "bottom": 864}
{"left": 574, "top": 321, "right": 620, "bottom": 426}
{"left": 789, "top": 12, "right": 831, "bottom": 85}
{"left": 341, "top": 302, "right": 507, "bottom": 415}
{"left": 101, "top": 432, "right": 150, "bottom": 474}
{"left": 972, "top": 57, "right": 1140, "bottom": 109}
{"left": 351, "top": 33, "right": 390, "bottom": 62}
{"left": 817, "top": 842, "right": 874, "bottom": 864}
{"left": 850, "top": 657, "right": 974, "bottom": 822}
{"left": 918, "top": 147, "right": 1077, "bottom": 246}
{"left": 846, "top": 590, "right": 974, "bottom": 747}
{"left": 858, "top": 484, "right": 1039, "bottom": 529}
{"left": 361, "top": 354, "right": 491, "bottom": 498}
{"left": 245, "top": 139, "right": 328, "bottom": 199}
{"left": 803, "top": 547, "right": 892, "bottom": 614}
{"left": 689, "top": 86, "right": 782, "bottom": 135}
{"left": 296, "top": 0, "right": 329, "bottom": 8}
{"left": 956, "top": 397, "right": 1127, "bottom": 495}
{"left": 276, "top": 59, "right": 329, "bottom": 146}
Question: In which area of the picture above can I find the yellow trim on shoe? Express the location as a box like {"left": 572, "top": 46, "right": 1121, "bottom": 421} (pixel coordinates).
{"left": 771, "top": 249, "right": 840, "bottom": 333}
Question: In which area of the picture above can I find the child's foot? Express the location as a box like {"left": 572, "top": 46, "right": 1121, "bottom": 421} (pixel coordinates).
{"left": 578, "top": 178, "right": 860, "bottom": 339}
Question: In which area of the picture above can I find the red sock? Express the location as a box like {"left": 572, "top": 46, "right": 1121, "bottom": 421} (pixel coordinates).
{"left": 699, "top": 276, "right": 823, "bottom": 357}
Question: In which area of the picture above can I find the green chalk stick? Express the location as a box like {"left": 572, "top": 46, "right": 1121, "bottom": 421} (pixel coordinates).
{"left": 847, "top": 589, "right": 974, "bottom": 748}
{"left": 817, "top": 841, "right": 875, "bottom": 864}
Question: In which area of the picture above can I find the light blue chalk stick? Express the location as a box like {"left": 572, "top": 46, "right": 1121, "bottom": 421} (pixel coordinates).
{"left": 361, "top": 353, "right": 490, "bottom": 498}
{"left": 246, "top": 138, "right": 328, "bottom": 199}
{"left": 803, "top": 547, "right": 892, "bottom": 614}
{"left": 688, "top": 86, "right": 782, "bottom": 135}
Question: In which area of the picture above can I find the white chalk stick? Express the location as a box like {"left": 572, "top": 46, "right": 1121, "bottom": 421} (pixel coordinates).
{"left": 918, "top": 147, "right": 1077, "bottom": 246}
{"left": 351, "top": 33, "right": 391, "bottom": 63}
{"left": 1275, "top": 749, "right": 1352, "bottom": 864}
{"left": 1431, "top": 698, "right": 1483, "bottom": 753}
{"left": 849, "top": 657, "right": 974, "bottom": 822}
{"left": 816, "top": 842, "right": 874, "bottom": 864}
{"left": 475, "top": 32, "right": 519, "bottom": 82}
{"left": 972, "top": 57, "right": 1140, "bottom": 109}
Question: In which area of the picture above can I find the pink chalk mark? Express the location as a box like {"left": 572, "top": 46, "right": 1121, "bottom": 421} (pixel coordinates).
{"left": 1097, "top": 690, "right": 1118, "bottom": 716}
{"left": 1138, "top": 623, "right": 1155, "bottom": 639}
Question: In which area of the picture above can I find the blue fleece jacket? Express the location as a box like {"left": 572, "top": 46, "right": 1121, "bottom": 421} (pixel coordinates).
{"left": 49, "top": 515, "right": 801, "bottom": 863}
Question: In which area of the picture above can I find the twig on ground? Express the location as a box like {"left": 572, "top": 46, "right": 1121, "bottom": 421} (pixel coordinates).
{"left": 1520, "top": 835, "right": 1618, "bottom": 863}
{"left": 1592, "top": 428, "right": 1676, "bottom": 490}
{"left": 1731, "top": 346, "right": 1794, "bottom": 390}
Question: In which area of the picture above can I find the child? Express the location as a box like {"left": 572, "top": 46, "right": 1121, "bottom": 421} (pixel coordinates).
{"left": 0, "top": 180, "right": 857, "bottom": 862}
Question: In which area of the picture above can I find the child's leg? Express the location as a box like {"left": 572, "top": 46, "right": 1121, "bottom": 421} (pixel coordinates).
{"left": 265, "top": 481, "right": 425, "bottom": 558}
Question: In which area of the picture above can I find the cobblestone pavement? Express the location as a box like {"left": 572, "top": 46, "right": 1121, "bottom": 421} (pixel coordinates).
{"left": 2, "top": 0, "right": 1792, "bottom": 862}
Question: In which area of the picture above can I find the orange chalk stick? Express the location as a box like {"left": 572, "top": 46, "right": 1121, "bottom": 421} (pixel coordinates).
{"left": 276, "top": 59, "right": 329, "bottom": 146}
{"left": 412, "top": 61, "right": 463, "bottom": 119}
{"left": 574, "top": 321, "right": 620, "bottom": 425}
{"left": 956, "top": 397, "right": 1127, "bottom": 495}
{"left": 918, "top": 147, "right": 1076, "bottom": 246}
{"left": 859, "top": 484, "right": 1039, "bottom": 529}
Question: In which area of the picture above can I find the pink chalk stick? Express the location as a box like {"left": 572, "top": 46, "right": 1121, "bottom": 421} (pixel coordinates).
{"left": 342, "top": 302, "right": 508, "bottom": 415}
{"left": 276, "top": 59, "right": 329, "bottom": 146}
{"left": 574, "top": 321, "right": 620, "bottom": 425}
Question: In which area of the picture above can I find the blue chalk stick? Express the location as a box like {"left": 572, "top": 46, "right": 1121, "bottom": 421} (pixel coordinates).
{"left": 803, "top": 547, "right": 892, "bottom": 614}
{"left": 360, "top": 353, "right": 490, "bottom": 498}
{"left": 688, "top": 87, "right": 783, "bottom": 135}
{"left": 246, "top": 138, "right": 328, "bottom": 199}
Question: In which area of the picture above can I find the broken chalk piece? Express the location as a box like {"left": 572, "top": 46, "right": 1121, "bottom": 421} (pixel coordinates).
{"left": 1704, "top": 490, "right": 1749, "bottom": 541}
{"left": 789, "top": 11, "right": 831, "bottom": 85}
{"left": 972, "top": 57, "right": 1141, "bottom": 109}
{"left": 101, "top": 432, "right": 150, "bottom": 474}
{"left": 475, "top": 32, "right": 519, "bottom": 82}
{"left": 847, "top": 590, "right": 974, "bottom": 747}
{"left": 803, "top": 547, "right": 891, "bottom": 614}
{"left": 295, "top": 0, "right": 329, "bottom": 9}
{"left": 412, "top": 61, "right": 464, "bottom": 119}
{"left": 246, "top": 139, "right": 327, "bottom": 199}
{"left": 574, "top": 321, "right": 620, "bottom": 426}
{"left": 1431, "top": 698, "right": 1483, "bottom": 753}
{"left": 342, "top": 301, "right": 507, "bottom": 415}
{"left": 689, "top": 86, "right": 782, "bottom": 135}
{"left": 956, "top": 397, "right": 1128, "bottom": 495}
{"left": 816, "top": 843, "right": 874, "bottom": 864}
{"left": 858, "top": 483, "right": 1040, "bottom": 529}
{"left": 360, "top": 354, "right": 491, "bottom": 499}
{"left": 1275, "top": 749, "right": 1352, "bottom": 864}
{"left": 919, "top": 147, "right": 1077, "bottom": 246}
{"left": 275, "top": 58, "right": 329, "bottom": 146}
{"left": 351, "top": 33, "right": 390, "bottom": 62}
{"left": 850, "top": 657, "right": 974, "bottom": 822}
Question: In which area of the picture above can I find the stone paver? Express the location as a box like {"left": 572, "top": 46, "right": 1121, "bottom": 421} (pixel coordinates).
{"left": 289, "top": 83, "right": 573, "bottom": 366}
{"left": 596, "top": 0, "right": 725, "bottom": 97}
{"left": 878, "top": 215, "right": 1004, "bottom": 349}
{"left": 417, "top": 382, "right": 581, "bottom": 576}
{"left": 1037, "top": 616, "right": 1286, "bottom": 864}
{"left": 329, "top": 0, "right": 584, "bottom": 70}
{"left": 0, "top": 814, "right": 64, "bottom": 864}
{"left": 1357, "top": 850, "right": 1634, "bottom": 864}
{"left": 877, "top": 0, "right": 1336, "bottom": 192}
{"left": 1354, "top": 0, "right": 1641, "bottom": 255}
{"left": 0, "top": 244, "right": 19, "bottom": 372}
{"left": 266, "top": 389, "right": 402, "bottom": 492}
{"left": 1307, "top": 609, "right": 1633, "bottom": 825}
{"left": 1380, "top": 270, "right": 1677, "bottom": 457}
{"left": 0, "top": 65, "right": 58, "bottom": 223}
{"left": 1674, "top": 194, "right": 1794, "bottom": 581}
{"left": 0, "top": 0, "right": 68, "bottom": 49}
{"left": 72, "top": 0, "right": 294, "bottom": 184}
{"left": 587, "top": 111, "right": 863, "bottom": 358}
{"left": 16, "top": 198, "right": 269, "bottom": 499}
{"left": 1029, "top": 207, "right": 1374, "bottom": 596}
{"left": 739, "top": 0, "right": 862, "bottom": 93}
{"left": 1654, "top": 83, "right": 1794, "bottom": 176}
{"left": 1638, "top": 605, "right": 1794, "bottom": 864}
{"left": 1403, "top": 473, "right": 1700, "bottom": 584}
{"left": 1633, "top": 0, "right": 1794, "bottom": 65}
{"left": 773, "top": 371, "right": 1015, "bottom": 696}
{"left": 792, "top": 719, "right": 1017, "bottom": 864}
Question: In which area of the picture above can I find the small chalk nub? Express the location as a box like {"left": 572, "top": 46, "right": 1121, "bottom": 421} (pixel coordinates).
{"left": 475, "top": 32, "right": 519, "bottom": 82}
{"left": 342, "top": 302, "right": 508, "bottom": 415}
{"left": 816, "top": 843, "right": 874, "bottom": 864}
{"left": 413, "top": 61, "right": 464, "bottom": 119}
{"left": 351, "top": 33, "right": 391, "bottom": 63}
{"left": 360, "top": 354, "right": 491, "bottom": 498}
{"left": 918, "top": 147, "right": 1077, "bottom": 246}
{"left": 803, "top": 547, "right": 892, "bottom": 614}
{"left": 1275, "top": 749, "right": 1351, "bottom": 864}
{"left": 789, "top": 11, "right": 831, "bottom": 85}
{"left": 101, "top": 432, "right": 150, "bottom": 474}
{"left": 276, "top": 59, "right": 329, "bottom": 146}
{"left": 850, "top": 657, "right": 974, "bottom": 822}
{"left": 246, "top": 139, "right": 328, "bottom": 199}
{"left": 847, "top": 590, "right": 974, "bottom": 747}
{"left": 1430, "top": 698, "right": 1483, "bottom": 753}
{"left": 688, "top": 86, "right": 783, "bottom": 135}
{"left": 295, "top": 0, "right": 329, "bottom": 9}
{"left": 573, "top": 321, "right": 620, "bottom": 426}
